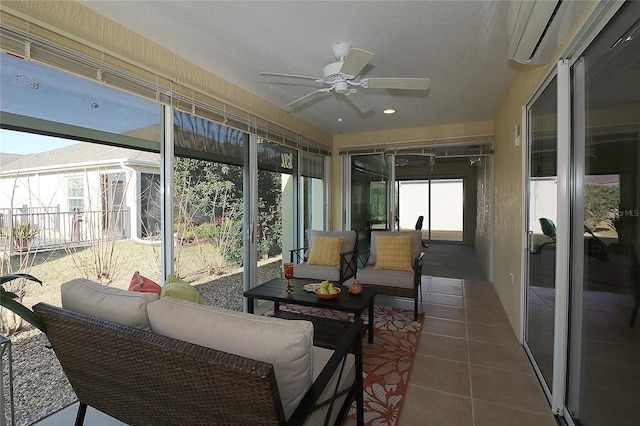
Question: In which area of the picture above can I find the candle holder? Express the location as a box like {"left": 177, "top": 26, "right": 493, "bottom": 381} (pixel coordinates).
{"left": 283, "top": 262, "right": 294, "bottom": 293}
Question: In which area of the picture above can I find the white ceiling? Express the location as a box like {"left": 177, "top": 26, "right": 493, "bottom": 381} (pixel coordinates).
{"left": 78, "top": 1, "right": 518, "bottom": 135}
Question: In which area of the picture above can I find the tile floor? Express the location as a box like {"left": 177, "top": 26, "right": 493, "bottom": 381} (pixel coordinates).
{"left": 394, "top": 275, "right": 557, "bottom": 426}
{"left": 33, "top": 275, "right": 557, "bottom": 426}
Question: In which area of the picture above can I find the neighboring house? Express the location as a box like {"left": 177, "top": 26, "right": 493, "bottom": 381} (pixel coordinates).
{"left": 0, "top": 143, "right": 160, "bottom": 249}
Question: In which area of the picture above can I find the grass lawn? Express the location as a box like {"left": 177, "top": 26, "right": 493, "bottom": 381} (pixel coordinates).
{"left": 5, "top": 239, "right": 261, "bottom": 312}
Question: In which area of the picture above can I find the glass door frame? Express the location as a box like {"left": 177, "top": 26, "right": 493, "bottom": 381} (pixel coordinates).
{"left": 243, "top": 133, "right": 259, "bottom": 311}
{"left": 521, "top": 60, "right": 571, "bottom": 415}
{"left": 566, "top": 55, "right": 586, "bottom": 421}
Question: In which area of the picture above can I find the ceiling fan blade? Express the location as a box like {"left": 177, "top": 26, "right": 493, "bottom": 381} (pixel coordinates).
{"left": 287, "top": 88, "right": 332, "bottom": 109}
{"left": 364, "top": 78, "right": 431, "bottom": 90}
{"left": 344, "top": 90, "right": 374, "bottom": 114}
{"left": 259, "top": 72, "right": 322, "bottom": 82}
{"left": 339, "top": 48, "right": 374, "bottom": 77}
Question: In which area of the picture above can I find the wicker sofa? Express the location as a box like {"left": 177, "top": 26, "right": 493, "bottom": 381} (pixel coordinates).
{"left": 34, "top": 278, "right": 363, "bottom": 425}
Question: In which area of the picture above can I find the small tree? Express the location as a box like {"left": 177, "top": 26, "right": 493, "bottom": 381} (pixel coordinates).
{"left": 174, "top": 158, "right": 245, "bottom": 273}
{"left": 584, "top": 183, "right": 619, "bottom": 230}
{"left": 0, "top": 177, "right": 42, "bottom": 333}
{"left": 63, "top": 170, "right": 132, "bottom": 285}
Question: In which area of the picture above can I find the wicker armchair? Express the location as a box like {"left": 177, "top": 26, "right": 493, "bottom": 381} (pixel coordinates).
{"left": 33, "top": 302, "right": 364, "bottom": 425}
{"left": 356, "top": 230, "right": 424, "bottom": 320}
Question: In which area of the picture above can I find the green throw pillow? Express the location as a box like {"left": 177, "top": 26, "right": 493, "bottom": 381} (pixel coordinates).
{"left": 161, "top": 275, "right": 204, "bottom": 304}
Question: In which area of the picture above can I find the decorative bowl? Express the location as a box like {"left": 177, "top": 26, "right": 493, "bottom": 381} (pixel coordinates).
{"left": 315, "top": 287, "right": 341, "bottom": 299}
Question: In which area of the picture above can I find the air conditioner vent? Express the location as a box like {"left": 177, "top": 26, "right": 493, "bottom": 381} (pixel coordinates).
{"left": 508, "top": 0, "right": 562, "bottom": 64}
{"left": 508, "top": 0, "right": 589, "bottom": 65}
{"left": 526, "top": 1, "right": 564, "bottom": 62}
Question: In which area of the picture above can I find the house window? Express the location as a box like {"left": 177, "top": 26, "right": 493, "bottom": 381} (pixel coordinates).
{"left": 67, "top": 176, "right": 85, "bottom": 211}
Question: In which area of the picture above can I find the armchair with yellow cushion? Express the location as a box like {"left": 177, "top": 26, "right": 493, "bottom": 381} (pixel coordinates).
{"left": 290, "top": 230, "right": 358, "bottom": 285}
{"left": 356, "top": 230, "right": 424, "bottom": 320}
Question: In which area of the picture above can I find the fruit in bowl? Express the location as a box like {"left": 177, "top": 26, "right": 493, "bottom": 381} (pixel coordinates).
{"left": 315, "top": 280, "right": 341, "bottom": 299}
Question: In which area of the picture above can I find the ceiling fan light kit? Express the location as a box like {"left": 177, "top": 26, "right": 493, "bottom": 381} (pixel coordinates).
{"left": 259, "top": 42, "right": 431, "bottom": 114}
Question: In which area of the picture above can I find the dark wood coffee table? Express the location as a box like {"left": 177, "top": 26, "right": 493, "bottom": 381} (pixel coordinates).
{"left": 244, "top": 278, "right": 377, "bottom": 344}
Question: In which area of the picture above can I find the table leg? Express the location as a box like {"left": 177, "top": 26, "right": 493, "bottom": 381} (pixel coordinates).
{"left": 354, "top": 330, "right": 364, "bottom": 426}
{"left": 274, "top": 301, "right": 280, "bottom": 313}
{"left": 247, "top": 297, "right": 255, "bottom": 314}
{"left": 368, "top": 301, "right": 374, "bottom": 344}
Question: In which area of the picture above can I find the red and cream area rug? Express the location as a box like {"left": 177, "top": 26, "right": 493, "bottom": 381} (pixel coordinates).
{"left": 266, "top": 304, "right": 424, "bottom": 425}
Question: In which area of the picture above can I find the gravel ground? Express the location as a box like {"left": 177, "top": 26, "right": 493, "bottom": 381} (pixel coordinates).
{"left": 1, "top": 261, "right": 282, "bottom": 426}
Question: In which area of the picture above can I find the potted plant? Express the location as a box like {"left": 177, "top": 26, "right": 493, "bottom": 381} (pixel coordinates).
{"left": 1, "top": 273, "right": 46, "bottom": 332}
{"left": 2, "top": 222, "right": 39, "bottom": 252}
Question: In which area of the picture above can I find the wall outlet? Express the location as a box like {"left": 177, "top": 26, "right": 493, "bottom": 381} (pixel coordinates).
{"left": 509, "top": 272, "right": 515, "bottom": 285}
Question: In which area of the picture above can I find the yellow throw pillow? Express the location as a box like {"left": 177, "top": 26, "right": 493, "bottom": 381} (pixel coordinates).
{"left": 307, "top": 236, "right": 344, "bottom": 266}
{"left": 374, "top": 235, "right": 414, "bottom": 272}
{"left": 161, "top": 275, "right": 204, "bottom": 304}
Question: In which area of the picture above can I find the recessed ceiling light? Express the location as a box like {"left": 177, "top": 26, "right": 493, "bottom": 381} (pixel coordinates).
{"left": 383, "top": 109, "right": 396, "bottom": 114}
{"left": 337, "top": 117, "right": 343, "bottom": 122}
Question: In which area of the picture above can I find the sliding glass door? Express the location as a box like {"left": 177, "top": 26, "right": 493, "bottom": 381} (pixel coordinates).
{"left": 566, "top": 3, "right": 640, "bottom": 424}
{"left": 396, "top": 178, "right": 464, "bottom": 242}
{"left": 350, "top": 154, "right": 392, "bottom": 254}
{"left": 300, "top": 152, "right": 326, "bottom": 246}
{"left": 524, "top": 76, "right": 558, "bottom": 399}
{"left": 522, "top": 2, "right": 639, "bottom": 423}
{"left": 254, "top": 139, "right": 297, "bottom": 287}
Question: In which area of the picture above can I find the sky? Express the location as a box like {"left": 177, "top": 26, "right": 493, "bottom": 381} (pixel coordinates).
{"left": 0, "top": 129, "right": 78, "bottom": 155}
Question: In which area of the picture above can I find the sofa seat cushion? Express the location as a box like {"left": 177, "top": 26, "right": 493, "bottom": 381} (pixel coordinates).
{"left": 147, "top": 297, "right": 314, "bottom": 420}
{"left": 305, "top": 346, "right": 356, "bottom": 426}
{"left": 293, "top": 263, "right": 341, "bottom": 282}
{"left": 61, "top": 278, "right": 158, "bottom": 330}
{"left": 357, "top": 266, "right": 415, "bottom": 289}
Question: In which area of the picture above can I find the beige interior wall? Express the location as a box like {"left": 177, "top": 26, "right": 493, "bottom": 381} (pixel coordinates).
{"left": 475, "top": 156, "right": 492, "bottom": 278}
{"left": 492, "top": 65, "right": 552, "bottom": 339}
{"left": 490, "top": 0, "right": 604, "bottom": 339}
{"left": 1, "top": 0, "right": 332, "bottom": 148}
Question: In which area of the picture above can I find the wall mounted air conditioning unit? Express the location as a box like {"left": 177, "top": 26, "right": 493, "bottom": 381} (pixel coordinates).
{"left": 507, "top": 0, "right": 589, "bottom": 65}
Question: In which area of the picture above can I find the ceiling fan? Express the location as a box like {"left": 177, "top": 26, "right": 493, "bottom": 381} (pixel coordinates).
{"left": 259, "top": 42, "right": 431, "bottom": 114}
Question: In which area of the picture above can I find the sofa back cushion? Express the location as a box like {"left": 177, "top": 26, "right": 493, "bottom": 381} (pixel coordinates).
{"left": 61, "top": 278, "right": 159, "bottom": 330}
{"left": 374, "top": 234, "right": 414, "bottom": 271}
{"left": 147, "top": 297, "right": 314, "bottom": 420}
{"left": 128, "top": 271, "right": 162, "bottom": 295}
{"left": 306, "top": 236, "right": 344, "bottom": 266}
{"left": 161, "top": 274, "right": 204, "bottom": 304}
{"left": 308, "top": 230, "right": 356, "bottom": 258}
{"left": 367, "top": 230, "right": 422, "bottom": 266}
